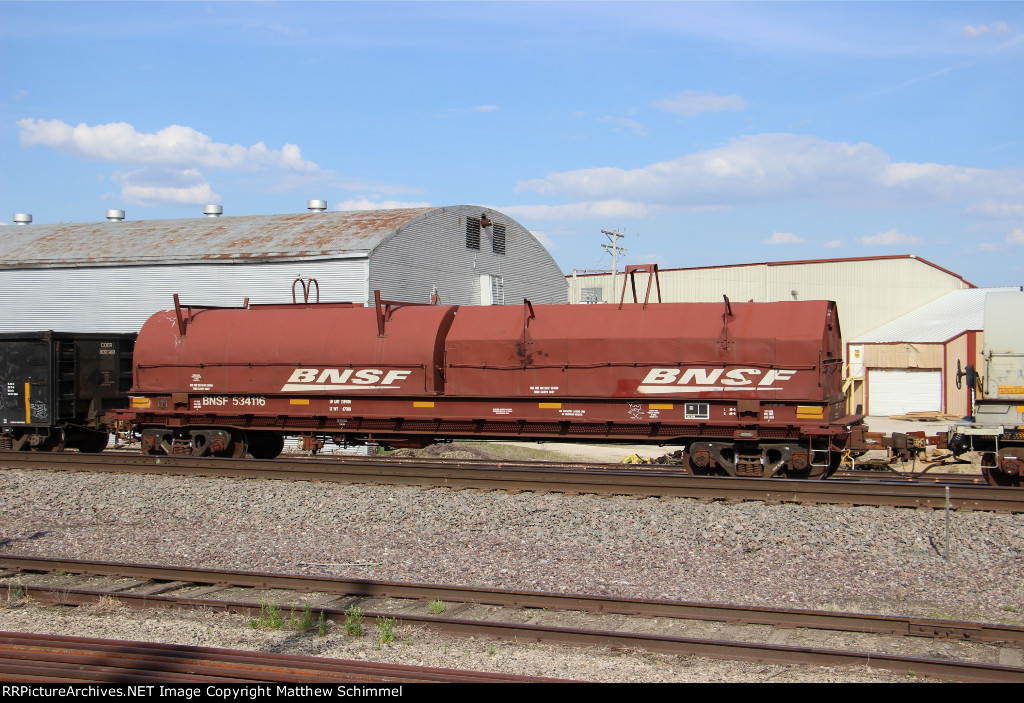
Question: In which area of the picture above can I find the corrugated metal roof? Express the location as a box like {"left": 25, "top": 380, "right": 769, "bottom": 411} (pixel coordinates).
{"left": 0, "top": 207, "right": 439, "bottom": 268}
{"left": 852, "top": 287, "right": 1019, "bottom": 343}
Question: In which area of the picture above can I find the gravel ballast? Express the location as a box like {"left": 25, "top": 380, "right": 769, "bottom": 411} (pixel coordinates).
{"left": 1, "top": 463, "right": 1022, "bottom": 682}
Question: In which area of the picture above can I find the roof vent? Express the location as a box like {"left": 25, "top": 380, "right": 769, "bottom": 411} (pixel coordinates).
{"left": 203, "top": 204, "right": 224, "bottom": 217}
{"left": 13, "top": 213, "right": 32, "bottom": 225}
{"left": 307, "top": 199, "right": 328, "bottom": 212}
{"left": 106, "top": 209, "right": 126, "bottom": 222}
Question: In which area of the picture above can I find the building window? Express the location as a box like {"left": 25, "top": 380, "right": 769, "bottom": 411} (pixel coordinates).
{"left": 581, "top": 287, "right": 603, "bottom": 304}
{"left": 480, "top": 274, "right": 504, "bottom": 305}
{"left": 466, "top": 217, "right": 481, "bottom": 250}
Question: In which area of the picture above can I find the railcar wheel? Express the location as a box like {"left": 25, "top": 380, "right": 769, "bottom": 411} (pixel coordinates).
{"left": 684, "top": 448, "right": 721, "bottom": 476}
{"left": 28, "top": 430, "right": 64, "bottom": 452}
{"left": 982, "top": 453, "right": 1023, "bottom": 487}
{"left": 778, "top": 446, "right": 839, "bottom": 480}
{"left": 212, "top": 431, "right": 247, "bottom": 459}
{"left": 246, "top": 432, "right": 284, "bottom": 460}
{"left": 70, "top": 430, "right": 110, "bottom": 454}
{"left": 778, "top": 466, "right": 814, "bottom": 480}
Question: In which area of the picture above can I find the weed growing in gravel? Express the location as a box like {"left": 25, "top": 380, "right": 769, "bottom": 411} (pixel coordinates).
{"left": 292, "top": 602, "right": 314, "bottom": 632}
{"left": 487, "top": 644, "right": 496, "bottom": 656}
{"left": 377, "top": 616, "right": 398, "bottom": 644}
{"left": 249, "top": 600, "right": 285, "bottom": 630}
{"left": 317, "top": 610, "right": 328, "bottom": 636}
{"left": 87, "top": 595, "right": 123, "bottom": 614}
{"left": 428, "top": 600, "right": 447, "bottom": 615}
{"left": 3, "top": 583, "right": 25, "bottom": 607}
{"left": 345, "top": 605, "right": 366, "bottom": 636}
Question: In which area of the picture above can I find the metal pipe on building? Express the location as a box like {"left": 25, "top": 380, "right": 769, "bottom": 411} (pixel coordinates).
{"left": 105, "top": 210, "right": 126, "bottom": 222}
{"left": 307, "top": 199, "right": 328, "bottom": 212}
{"left": 203, "top": 204, "right": 224, "bottom": 218}
{"left": 13, "top": 213, "right": 32, "bottom": 225}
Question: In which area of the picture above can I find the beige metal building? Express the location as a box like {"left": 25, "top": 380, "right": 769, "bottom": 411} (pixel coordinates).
{"left": 567, "top": 255, "right": 974, "bottom": 344}
{"left": 846, "top": 287, "right": 1018, "bottom": 417}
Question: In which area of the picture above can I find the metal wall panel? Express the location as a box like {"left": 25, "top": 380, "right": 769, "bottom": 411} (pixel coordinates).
{"left": 567, "top": 257, "right": 970, "bottom": 343}
{"left": 0, "top": 258, "right": 368, "bottom": 333}
{"left": 369, "top": 206, "right": 566, "bottom": 305}
{"left": 863, "top": 343, "right": 943, "bottom": 369}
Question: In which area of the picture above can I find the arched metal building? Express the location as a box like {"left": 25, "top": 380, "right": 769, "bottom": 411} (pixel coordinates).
{"left": 0, "top": 205, "right": 567, "bottom": 333}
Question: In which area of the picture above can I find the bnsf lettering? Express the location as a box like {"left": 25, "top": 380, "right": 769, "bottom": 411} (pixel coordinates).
{"left": 638, "top": 368, "right": 797, "bottom": 394}
{"left": 281, "top": 368, "right": 412, "bottom": 392}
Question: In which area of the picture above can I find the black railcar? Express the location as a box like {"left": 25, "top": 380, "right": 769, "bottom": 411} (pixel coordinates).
{"left": 0, "top": 331, "right": 136, "bottom": 451}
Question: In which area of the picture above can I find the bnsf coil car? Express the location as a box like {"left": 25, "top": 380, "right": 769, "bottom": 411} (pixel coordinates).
{"left": 112, "top": 292, "right": 864, "bottom": 479}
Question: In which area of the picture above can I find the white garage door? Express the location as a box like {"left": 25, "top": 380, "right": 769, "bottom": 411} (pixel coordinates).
{"left": 868, "top": 369, "right": 942, "bottom": 416}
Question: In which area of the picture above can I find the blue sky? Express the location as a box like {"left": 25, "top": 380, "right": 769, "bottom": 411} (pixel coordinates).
{"left": 2, "top": 1, "right": 1022, "bottom": 286}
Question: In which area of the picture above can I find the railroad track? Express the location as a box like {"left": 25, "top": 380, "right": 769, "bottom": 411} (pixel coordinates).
{"left": 1, "top": 451, "right": 1019, "bottom": 513}
{"left": 2, "top": 556, "right": 1023, "bottom": 682}
{"left": 0, "top": 631, "right": 561, "bottom": 683}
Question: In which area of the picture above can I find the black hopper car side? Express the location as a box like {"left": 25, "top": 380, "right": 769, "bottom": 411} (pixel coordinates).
{"left": 0, "top": 331, "right": 136, "bottom": 452}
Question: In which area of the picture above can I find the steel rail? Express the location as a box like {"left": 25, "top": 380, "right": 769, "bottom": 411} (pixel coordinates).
{"left": 4, "top": 580, "right": 1022, "bottom": 683}
{"left": 3, "top": 556, "right": 1023, "bottom": 647}
{"left": 1, "top": 451, "right": 1020, "bottom": 512}
{"left": 0, "top": 632, "right": 559, "bottom": 683}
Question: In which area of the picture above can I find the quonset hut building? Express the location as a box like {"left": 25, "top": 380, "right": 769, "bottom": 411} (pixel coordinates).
{"left": 0, "top": 204, "right": 567, "bottom": 333}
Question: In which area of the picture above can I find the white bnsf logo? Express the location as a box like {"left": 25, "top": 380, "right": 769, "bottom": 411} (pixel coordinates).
{"left": 281, "top": 368, "right": 412, "bottom": 392}
{"left": 638, "top": 368, "right": 797, "bottom": 394}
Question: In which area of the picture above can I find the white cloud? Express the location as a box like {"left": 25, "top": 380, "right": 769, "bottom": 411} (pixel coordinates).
{"left": 529, "top": 230, "right": 556, "bottom": 251}
{"left": 500, "top": 200, "right": 652, "bottom": 221}
{"left": 861, "top": 229, "right": 921, "bottom": 247}
{"left": 822, "top": 239, "right": 844, "bottom": 249}
{"left": 113, "top": 167, "right": 218, "bottom": 206}
{"left": 1009, "top": 228, "right": 1024, "bottom": 245}
{"left": 18, "top": 118, "right": 324, "bottom": 173}
{"left": 975, "top": 242, "right": 1003, "bottom": 252}
{"left": 967, "top": 200, "right": 1024, "bottom": 218}
{"left": 17, "top": 118, "right": 329, "bottom": 207}
{"left": 963, "top": 21, "right": 1012, "bottom": 40}
{"left": 516, "top": 133, "right": 1024, "bottom": 211}
{"left": 764, "top": 231, "right": 804, "bottom": 245}
{"left": 597, "top": 116, "right": 648, "bottom": 137}
{"left": 472, "top": 105, "right": 499, "bottom": 112}
{"left": 652, "top": 91, "right": 749, "bottom": 117}
{"left": 334, "top": 198, "right": 432, "bottom": 211}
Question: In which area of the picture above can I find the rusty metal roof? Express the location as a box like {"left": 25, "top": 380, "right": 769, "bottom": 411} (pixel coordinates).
{"left": 0, "top": 207, "right": 439, "bottom": 268}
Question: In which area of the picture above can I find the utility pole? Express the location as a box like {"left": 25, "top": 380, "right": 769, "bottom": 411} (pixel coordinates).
{"left": 601, "top": 229, "right": 627, "bottom": 300}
